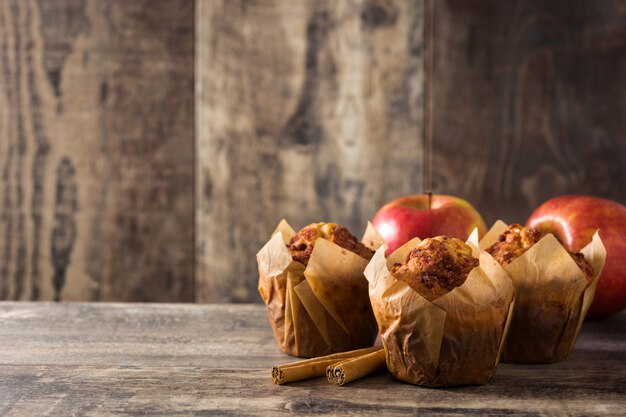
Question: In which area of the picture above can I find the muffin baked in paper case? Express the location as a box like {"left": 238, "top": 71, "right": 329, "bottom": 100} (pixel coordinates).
{"left": 479, "top": 221, "right": 607, "bottom": 364}
{"left": 364, "top": 233, "right": 515, "bottom": 387}
{"left": 257, "top": 220, "right": 380, "bottom": 358}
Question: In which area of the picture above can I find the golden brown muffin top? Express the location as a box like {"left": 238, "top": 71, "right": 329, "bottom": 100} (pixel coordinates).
{"left": 390, "top": 236, "right": 479, "bottom": 301}
{"left": 486, "top": 224, "right": 545, "bottom": 266}
{"left": 486, "top": 224, "right": 593, "bottom": 281}
{"left": 287, "top": 222, "right": 374, "bottom": 266}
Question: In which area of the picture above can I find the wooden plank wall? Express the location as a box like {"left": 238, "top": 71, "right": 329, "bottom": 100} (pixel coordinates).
{"left": 431, "top": 0, "right": 626, "bottom": 226}
{"left": 0, "top": 0, "right": 195, "bottom": 301}
{"left": 2, "top": 0, "right": 625, "bottom": 303}
{"left": 195, "top": 0, "right": 425, "bottom": 302}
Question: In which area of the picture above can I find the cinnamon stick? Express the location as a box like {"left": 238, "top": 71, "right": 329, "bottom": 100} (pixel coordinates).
{"left": 326, "top": 348, "right": 386, "bottom": 386}
{"left": 271, "top": 346, "right": 379, "bottom": 385}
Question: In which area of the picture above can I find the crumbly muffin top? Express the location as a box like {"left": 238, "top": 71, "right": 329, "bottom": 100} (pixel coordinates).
{"left": 486, "top": 224, "right": 593, "bottom": 280}
{"left": 485, "top": 224, "right": 545, "bottom": 266}
{"left": 391, "top": 236, "right": 479, "bottom": 299}
{"left": 288, "top": 222, "right": 374, "bottom": 266}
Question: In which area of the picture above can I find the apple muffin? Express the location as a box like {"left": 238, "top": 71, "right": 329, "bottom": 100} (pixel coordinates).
{"left": 390, "top": 236, "right": 479, "bottom": 301}
{"left": 366, "top": 234, "right": 515, "bottom": 386}
{"left": 486, "top": 224, "right": 593, "bottom": 281}
{"left": 288, "top": 222, "right": 374, "bottom": 266}
{"left": 259, "top": 220, "right": 379, "bottom": 357}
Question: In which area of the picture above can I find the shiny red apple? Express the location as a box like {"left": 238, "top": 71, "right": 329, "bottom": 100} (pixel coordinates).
{"left": 527, "top": 195, "right": 626, "bottom": 318}
{"left": 372, "top": 194, "right": 487, "bottom": 255}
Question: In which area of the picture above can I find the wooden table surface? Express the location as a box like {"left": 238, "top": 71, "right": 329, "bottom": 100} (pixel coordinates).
{"left": 0, "top": 302, "right": 624, "bottom": 416}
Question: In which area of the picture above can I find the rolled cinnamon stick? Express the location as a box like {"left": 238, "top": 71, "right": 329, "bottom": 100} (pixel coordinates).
{"left": 326, "top": 348, "right": 386, "bottom": 386}
{"left": 271, "top": 346, "right": 379, "bottom": 385}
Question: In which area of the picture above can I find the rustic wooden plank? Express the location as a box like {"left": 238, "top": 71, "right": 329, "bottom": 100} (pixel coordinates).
{"left": 0, "top": 1, "right": 195, "bottom": 301}
{"left": 196, "top": 0, "right": 425, "bottom": 302}
{"left": 0, "top": 302, "right": 624, "bottom": 416}
{"left": 430, "top": 0, "right": 626, "bottom": 225}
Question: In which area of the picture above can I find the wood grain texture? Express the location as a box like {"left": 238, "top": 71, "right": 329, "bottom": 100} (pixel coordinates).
{"left": 431, "top": 0, "right": 626, "bottom": 225}
{"left": 0, "top": 302, "right": 624, "bottom": 416}
{"left": 0, "top": 0, "right": 195, "bottom": 301}
{"left": 196, "top": 0, "right": 425, "bottom": 302}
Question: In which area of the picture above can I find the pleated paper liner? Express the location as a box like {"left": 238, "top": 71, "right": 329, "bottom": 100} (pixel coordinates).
{"left": 365, "top": 234, "right": 515, "bottom": 387}
{"left": 257, "top": 220, "right": 380, "bottom": 358}
{"left": 479, "top": 221, "right": 607, "bottom": 364}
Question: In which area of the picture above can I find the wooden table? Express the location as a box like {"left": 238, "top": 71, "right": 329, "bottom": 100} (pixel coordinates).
{"left": 0, "top": 302, "right": 624, "bottom": 416}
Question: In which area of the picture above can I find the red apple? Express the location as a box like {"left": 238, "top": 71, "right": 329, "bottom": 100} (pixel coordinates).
{"left": 527, "top": 195, "right": 626, "bottom": 318}
{"left": 372, "top": 194, "right": 487, "bottom": 255}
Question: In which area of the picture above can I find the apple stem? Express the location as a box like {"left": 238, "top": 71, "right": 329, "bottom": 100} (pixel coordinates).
{"left": 427, "top": 191, "right": 432, "bottom": 209}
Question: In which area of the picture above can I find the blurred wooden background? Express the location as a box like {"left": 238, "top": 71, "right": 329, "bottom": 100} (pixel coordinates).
{"left": 0, "top": 0, "right": 194, "bottom": 302}
{"left": 1, "top": 0, "right": 625, "bottom": 303}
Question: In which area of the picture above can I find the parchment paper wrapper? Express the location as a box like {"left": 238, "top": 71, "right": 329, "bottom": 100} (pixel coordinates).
{"left": 479, "top": 221, "right": 607, "bottom": 364}
{"left": 365, "top": 234, "right": 515, "bottom": 387}
{"left": 257, "top": 220, "right": 380, "bottom": 358}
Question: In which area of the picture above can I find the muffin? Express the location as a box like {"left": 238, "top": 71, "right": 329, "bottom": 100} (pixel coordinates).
{"left": 365, "top": 235, "right": 515, "bottom": 386}
{"left": 480, "top": 221, "right": 606, "bottom": 363}
{"left": 258, "top": 220, "right": 379, "bottom": 358}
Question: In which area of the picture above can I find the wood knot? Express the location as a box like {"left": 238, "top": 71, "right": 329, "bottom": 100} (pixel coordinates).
{"left": 361, "top": 1, "right": 398, "bottom": 29}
